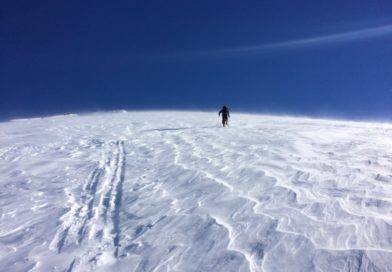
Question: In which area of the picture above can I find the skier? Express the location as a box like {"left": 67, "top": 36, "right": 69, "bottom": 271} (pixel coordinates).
{"left": 219, "top": 106, "right": 230, "bottom": 127}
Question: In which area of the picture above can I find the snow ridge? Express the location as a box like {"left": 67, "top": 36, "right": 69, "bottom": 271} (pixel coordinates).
{"left": 1, "top": 111, "right": 392, "bottom": 272}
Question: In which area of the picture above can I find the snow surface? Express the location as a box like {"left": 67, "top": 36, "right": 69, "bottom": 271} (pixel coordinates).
{"left": 1, "top": 111, "right": 392, "bottom": 272}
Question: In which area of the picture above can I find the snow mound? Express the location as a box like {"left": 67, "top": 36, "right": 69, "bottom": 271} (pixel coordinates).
{"left": 1, "top": 111, "right": 392, "bottom": 272}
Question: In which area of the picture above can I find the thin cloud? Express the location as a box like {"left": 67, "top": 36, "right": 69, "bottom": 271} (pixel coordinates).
{"left": 175, "top": 24, "right": 392, "bottom": 58}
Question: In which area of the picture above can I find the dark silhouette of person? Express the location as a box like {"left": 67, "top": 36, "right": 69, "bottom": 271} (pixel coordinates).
{"left": 219, "top": 106, "right": 230, "bottom": 127}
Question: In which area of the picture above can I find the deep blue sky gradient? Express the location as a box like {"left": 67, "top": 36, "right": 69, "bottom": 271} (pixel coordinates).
{"left": 1, "top": 1, "right": 392, "bottom": 120}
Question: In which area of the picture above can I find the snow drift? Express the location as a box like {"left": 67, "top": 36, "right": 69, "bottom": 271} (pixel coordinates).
{"left": 1, "top": 111, "right": 392, "bottom": 272}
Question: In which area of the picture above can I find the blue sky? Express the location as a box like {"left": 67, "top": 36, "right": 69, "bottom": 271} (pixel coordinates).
{"left": 1, "top": 1, "right": 392, "bottom": 120}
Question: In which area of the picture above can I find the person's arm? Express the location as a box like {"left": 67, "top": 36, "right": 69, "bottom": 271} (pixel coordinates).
{"left": 219, "top": 110, "right": 222, "bottom": 116}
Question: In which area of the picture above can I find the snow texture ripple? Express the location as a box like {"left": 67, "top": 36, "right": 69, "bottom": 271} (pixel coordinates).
{"left": 0, "top": 111, "right": 392, "bottom": 272}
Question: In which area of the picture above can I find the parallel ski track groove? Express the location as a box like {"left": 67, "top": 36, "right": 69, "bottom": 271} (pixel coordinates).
{"left": 112, "top": 140, "right": 126, "bottom": 257}
{"left": 50, "top": 140, "right": 126, "bottom": 271}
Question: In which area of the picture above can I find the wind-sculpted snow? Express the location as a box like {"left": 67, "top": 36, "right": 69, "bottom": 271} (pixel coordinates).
{"left": 1, "top": 111, "right": 392, "bottom": 272}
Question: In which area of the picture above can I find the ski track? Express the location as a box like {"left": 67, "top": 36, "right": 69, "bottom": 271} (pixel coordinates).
{"left": 48, "top": 140, "right": 126, "bottom": 271}
{"left": 1, "top": 111, "right": 392, "bottom": 272}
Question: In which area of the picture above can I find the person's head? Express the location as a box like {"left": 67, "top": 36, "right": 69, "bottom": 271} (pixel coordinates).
{"left": 223, "top": 105, "right": 227, "bottom": 110}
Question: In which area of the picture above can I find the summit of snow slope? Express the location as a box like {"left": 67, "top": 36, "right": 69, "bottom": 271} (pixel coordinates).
{"left": 1, "top": 111, "right": 392, "bottom": 272}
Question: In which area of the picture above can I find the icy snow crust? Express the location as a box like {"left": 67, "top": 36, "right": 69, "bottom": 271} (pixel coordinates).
{"left": 1, "top": 111, "right": 392, "bottom": 272}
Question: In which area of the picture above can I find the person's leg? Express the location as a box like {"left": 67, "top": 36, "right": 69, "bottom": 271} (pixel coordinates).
{"left": 222, "top": 116, "right": 227, "bottom": 127}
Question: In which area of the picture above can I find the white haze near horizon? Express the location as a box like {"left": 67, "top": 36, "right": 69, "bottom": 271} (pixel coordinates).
{"left": 1, "top": 111, "right": 392, "bottom": 272}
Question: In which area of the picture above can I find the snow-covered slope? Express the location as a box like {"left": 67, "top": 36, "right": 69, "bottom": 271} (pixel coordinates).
{"left": 1, "top": 111, "right": 392, "bottom": 272}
